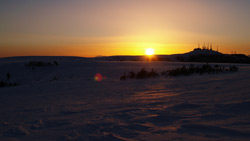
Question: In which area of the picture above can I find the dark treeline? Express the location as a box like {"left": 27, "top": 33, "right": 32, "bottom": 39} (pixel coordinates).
{"left": 120, "top": 64, "right": 238, "bottom": 80}
{"left": 25, "top": 61, "right": 59, "bottom": 71}
{"left": 120, "top": 68, "right": 159, "bottom": 80}
{"left": 26, "top": 61, "right": 59, "bottom": 67}
{"left": 162, "top": 64, "right": 238, "bottom": 77}
{"left": 186, "top": 54, "right": 250, "bottom": 64}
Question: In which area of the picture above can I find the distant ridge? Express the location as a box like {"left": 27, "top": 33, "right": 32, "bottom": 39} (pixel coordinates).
{"left": 0, "top": 56, "right": 88, "bottom": 63}
{"left": 95, "top": 48, "right": 250, "bottom": 64}
{"left": 1, "top": 49, "right": 248, "bottom": 64}
{"left": 94, "top": 48, "right": 223, "bottom": 62}
{"left": 0, "top": 56, "right": 86, "bottom": 59}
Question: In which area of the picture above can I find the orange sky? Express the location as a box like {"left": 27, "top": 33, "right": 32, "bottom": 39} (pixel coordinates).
{"left": 0, "top": 0, "right": 250, "bottom": 57}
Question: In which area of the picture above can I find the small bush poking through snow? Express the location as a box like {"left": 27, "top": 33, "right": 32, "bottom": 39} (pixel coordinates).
{"left": 0, "top": 72, "right": 19, "bottom": 88}
{"left": 120, "top": 68, "right": 159, "bottom": 80}
{"left": 0, "top": 80, "right": 6, "bottom": 87}
{"left": 54, "top": 61, "right": 59, "bottom": 66}
{"left": 120, "top": 73, "right": 127, "bottom": 80}
{"left": 6, "top": 72, "right": 11, "bottom": 81}
{"left": 0, "top": 81, "right": 19, "bottom": 88}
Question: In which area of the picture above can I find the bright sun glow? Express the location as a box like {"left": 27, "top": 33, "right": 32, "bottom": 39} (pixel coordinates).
{"left": 145, "top": 48, "right": 155, "bottom": 55}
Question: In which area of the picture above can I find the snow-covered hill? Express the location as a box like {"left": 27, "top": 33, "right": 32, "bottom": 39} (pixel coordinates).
{"left": 1, "top": 56, "right": 250, "bottom": 140}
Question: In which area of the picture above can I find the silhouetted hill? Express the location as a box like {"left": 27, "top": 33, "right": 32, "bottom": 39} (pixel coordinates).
{"left": 95, "top": 48, "right": 250, "bottom": 64}
{"left": 180, "top": 49, "right": 250, "bottom": 63}
{"left": 185, "top": 48, "right": 222, "bottom": 56}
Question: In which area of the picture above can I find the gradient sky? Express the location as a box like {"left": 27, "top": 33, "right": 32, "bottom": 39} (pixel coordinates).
{"left": 0, "top": 0, "right": 250, "bottom": 57}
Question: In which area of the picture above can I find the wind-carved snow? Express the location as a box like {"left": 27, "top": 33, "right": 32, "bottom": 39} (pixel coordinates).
{"left": 0, "top": 56, "right": 250, "bottom": 140}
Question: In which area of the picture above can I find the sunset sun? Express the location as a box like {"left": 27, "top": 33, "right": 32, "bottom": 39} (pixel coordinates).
{"left": 145, "top": 48, "right": 155, "bottom": 56}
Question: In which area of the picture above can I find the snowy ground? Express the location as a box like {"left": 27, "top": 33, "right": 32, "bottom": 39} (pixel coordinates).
{"left": 0, "top": 57, "right": 250, "bottom": 141}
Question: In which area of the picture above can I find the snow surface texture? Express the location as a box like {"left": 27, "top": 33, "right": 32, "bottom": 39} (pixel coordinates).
{"left": 0, "top": 57, "right": 250, "bottom": 141}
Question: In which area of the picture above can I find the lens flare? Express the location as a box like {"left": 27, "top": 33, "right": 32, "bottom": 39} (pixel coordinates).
{"left": 94, "top": 73, "right": 103, "bottom": 82}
